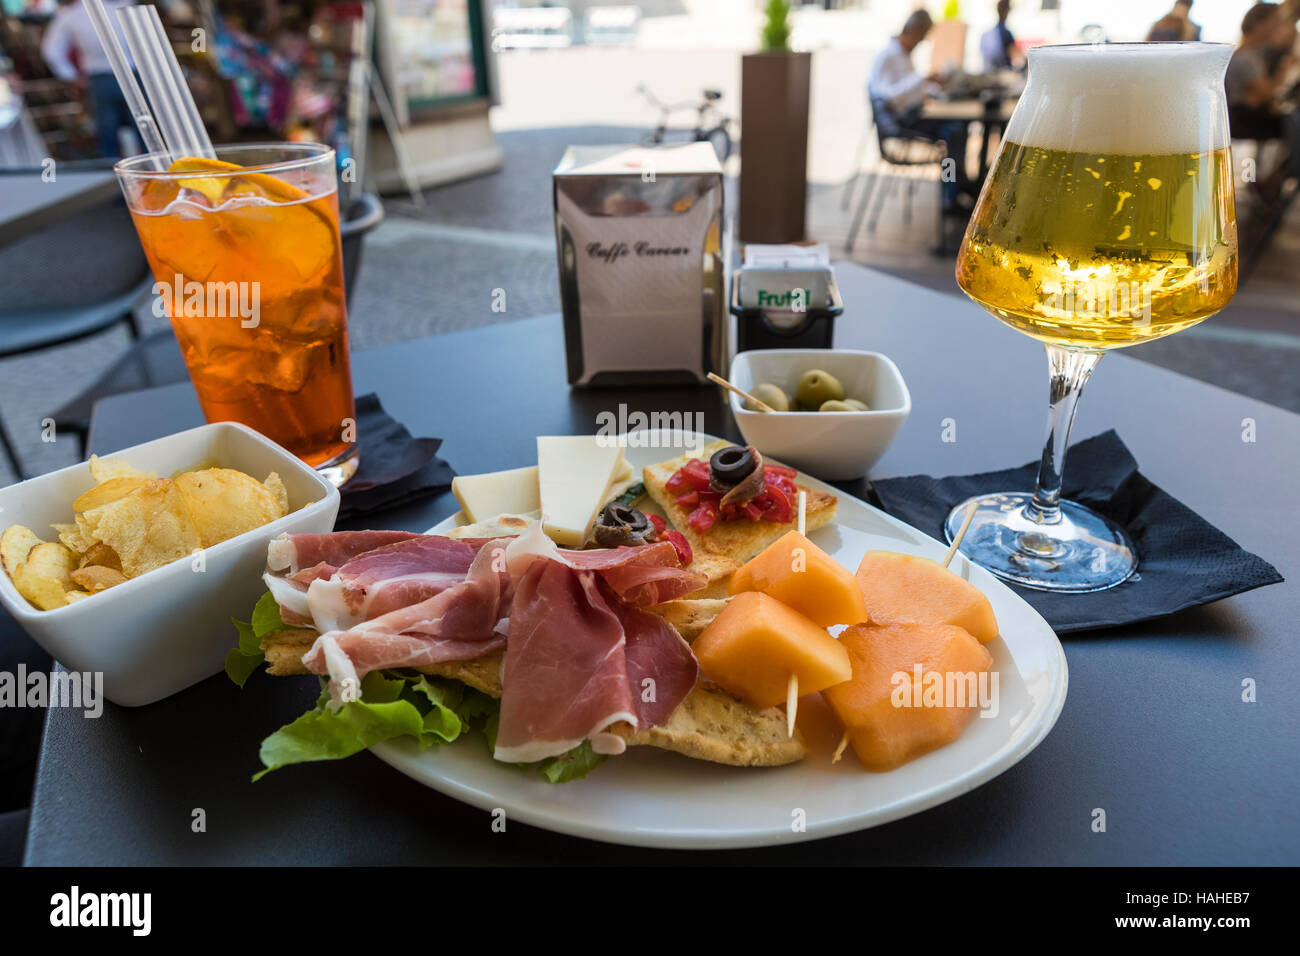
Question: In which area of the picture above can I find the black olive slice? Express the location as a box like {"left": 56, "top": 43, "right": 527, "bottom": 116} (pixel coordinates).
{"left": 593, "top": 503, "right": 652, "bottom": 547}
{"left": 709, "top": 445, "right": 756, "bottom": 487}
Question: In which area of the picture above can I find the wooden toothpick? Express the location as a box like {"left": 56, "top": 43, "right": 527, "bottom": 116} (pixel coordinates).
{"left": 707, "top": 372, "right": 775, "bottom": 413}
{"left": 786, "top": 491, "right": 809, "bottom": 738}
{"left": 832, "top": 501, "right": 979, "bottom": 763}
{"left": 942, "top": 500, "right": 978, "bottom": 569}
{"left": 786, "top": 673, "right": 799, "bottom": 739}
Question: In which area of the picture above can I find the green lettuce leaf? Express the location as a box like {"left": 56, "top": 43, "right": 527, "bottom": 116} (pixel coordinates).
{"left": 225, "top": 618, "right": 264, "bottom": 688}
{"left": 537, "top": 740, "right": 606, "bottom": 783}
{"left": 227, "top": 592, "right": 310, "bottom": 688}
{"left": 253, "top": 671, "right": 476, "bottom": 780}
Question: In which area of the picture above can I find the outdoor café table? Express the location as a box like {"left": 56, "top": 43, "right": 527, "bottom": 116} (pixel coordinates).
{"left": 16, "top": 262, "right": 1300, "bottom": 865}
{"left": 0, "top": 168, "right": 118, "bottom": 249}
{"left": 921, "top": 96, "right": 1017, "bottom": 185}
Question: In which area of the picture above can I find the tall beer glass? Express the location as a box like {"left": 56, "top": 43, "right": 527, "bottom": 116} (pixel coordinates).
{"left": 116, "top": 143, "right": 358, "bottom": 486}
{"left": 951, "top": 43, "right": 1236, "bottom": 591}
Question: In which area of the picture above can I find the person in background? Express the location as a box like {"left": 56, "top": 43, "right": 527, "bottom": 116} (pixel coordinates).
{"left": 1227, "top": 2, "right": 1297, "bottom": 200}
{"left": 41, "top": 0, "right": 134, "bottom": 158}
{"left": 868, "top": 8, "right": 973, "bottom": 213}
{"left": 980, "top": 0, "right": 1021, "bottom": 72}
{"left": 1148, "top": 1, "right": 1202, "bottom": 42}
{"left": 1227, "top": 2, "right": 1288, "bottom": 135}
{"left": 1263, "top": 0, "right": 1300, "bottom": 75}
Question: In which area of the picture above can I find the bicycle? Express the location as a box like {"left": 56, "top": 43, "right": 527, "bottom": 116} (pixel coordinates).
{"left": 638, "top": 83, "right": 734, "bottom": 164}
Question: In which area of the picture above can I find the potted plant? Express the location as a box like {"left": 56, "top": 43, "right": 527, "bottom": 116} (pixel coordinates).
{"left": 739, "top": 0, "right": 812, "bottom": 243}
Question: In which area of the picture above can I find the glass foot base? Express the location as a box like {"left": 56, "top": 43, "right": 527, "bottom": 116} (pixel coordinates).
{"left": 944, "top": 492, "right": 1136, "bottom": 593}
{"left": 315, "top": 445, "right": 360, "bottom": 488}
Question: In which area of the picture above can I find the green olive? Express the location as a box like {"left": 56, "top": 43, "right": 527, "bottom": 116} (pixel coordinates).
{"left": 819, "top": 399, "right": 857, "bottom": 412}
{"left": 796, "top": 369, "right": 845, "bottom": 409}
{"left": 745, "top": 382, "right": 790, "bottom": 412}
{"left": 844, "top": 398, "right": 871, "bottom": 411}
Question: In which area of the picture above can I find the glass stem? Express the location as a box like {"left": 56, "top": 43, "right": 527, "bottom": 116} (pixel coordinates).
{"left": 1025, "top": 345, "right": 1102, "bottom": 526}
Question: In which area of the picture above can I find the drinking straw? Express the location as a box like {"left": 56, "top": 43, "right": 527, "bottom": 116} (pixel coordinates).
{"left": 117, "top": 6, "right": 184, "bottom": 159}
{"left": 118, "top": 4, "right": 215, "bottom": 162}
{"left": 85, "top": 0, "right": 167, "bottom": 166}
{"left": 145, "top": 4, "right": 214, "bottom": 160}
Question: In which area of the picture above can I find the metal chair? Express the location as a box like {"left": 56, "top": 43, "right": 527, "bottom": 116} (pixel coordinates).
{"left": 843, "top": 96, "right": 948, "bottom": 254}
{"left": 0, "top": 185, "right": 152, "bottom": 479}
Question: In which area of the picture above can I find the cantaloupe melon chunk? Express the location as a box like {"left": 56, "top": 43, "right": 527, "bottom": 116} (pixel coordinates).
{"left": 824, "top": 623, "right": 994, "bottom": 771}
{"left": 729, "top": 531, "right": 869, "bottom": 627}
{"left": 693, "top": 591, "right": 852, "bottom": 708}
{"left": 855, "top": 551, "right": 999, "bottom": 643}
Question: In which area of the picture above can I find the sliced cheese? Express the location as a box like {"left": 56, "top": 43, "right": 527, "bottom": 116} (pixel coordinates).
{"left": 537, "top": 436, "right": 628, "bottom": 547}
{"left": 601, "top": 455, "right": 641, "bottom": 504}
{"left": 452, "top": 465, "right": 540, "bottom": 524}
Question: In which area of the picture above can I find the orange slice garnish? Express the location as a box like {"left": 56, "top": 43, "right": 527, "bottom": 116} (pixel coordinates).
{"left": 167, "top": 156, "right": 312, "bottom": 206}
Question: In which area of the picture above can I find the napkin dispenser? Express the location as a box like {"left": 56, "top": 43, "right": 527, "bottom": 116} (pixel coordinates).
{"left": 731, "top": 245, "right": 844, "bottom": 351}
{"left": 553, "top": 143, "right": 726, "bottom": 386}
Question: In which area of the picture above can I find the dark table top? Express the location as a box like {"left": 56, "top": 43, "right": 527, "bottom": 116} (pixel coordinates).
{"left": 18, "top": 263, "right": 1300, "bottom": 864}
{"left": 0, "top": 168, "right": 119, "bottom": 249}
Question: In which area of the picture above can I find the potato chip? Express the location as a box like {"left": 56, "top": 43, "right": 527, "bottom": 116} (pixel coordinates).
{"left": 74, "top": 512, "right": 101, "bottom": 547}
{"left": 12, "top": 542, "right": 78, "bottom": 610}
{"left": 88, "top": 454, "right": 156, "bottom": 484}
{"left": 70, "top": 564, "right": 128, "bottom": 593}
{"left": 264, "top": 472, "right": 290, "bottom": 517}
{"left": 1, "top": 525, "right": 44, "bottom": 577}
{"left": 79, "top": 542, "right": 123, "bottom": 571}
{"left": 73, "top": 477, "right": 150, "bottom": 514}
{"left": 174, "top": 468, "right": 282, "bottom": 549}
{"left": 51, "top": 521, "right": 92, "bottom": 556}
{"left": 86, "top": 478, "right": 202, "bottom": 578}
{"left": 63, "top": 590, "right": 91, "bottom": 604}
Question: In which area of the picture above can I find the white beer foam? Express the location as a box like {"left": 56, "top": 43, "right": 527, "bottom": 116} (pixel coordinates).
{"left": 1005, "top": 43, "right": 1232, "bottom": 156}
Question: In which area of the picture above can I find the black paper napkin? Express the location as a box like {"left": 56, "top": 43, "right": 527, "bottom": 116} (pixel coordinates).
{"left": 336, "top": 393, "right": 456, "bottom": 522}
{"left": 870, "top": 430, "right": 1283, "bottom": 633}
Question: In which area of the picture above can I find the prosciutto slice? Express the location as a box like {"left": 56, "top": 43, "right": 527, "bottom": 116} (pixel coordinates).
{"left": 301, "top": 535, "right": 506, "bottom": 634}
{"left": 301, "top": 539, "right": 511, "bottom": 699}
{"left": 267, "top": 530, "right": 423, "bottom": 575}
{"left": 494, "top": 528, "right": 700, "bottom": 763}
{"left": 264, "top": 520, "right": 701, "bottom": 757}
{"left": 503, "top": 521, "right": 706, "bottom": 606}
{"left": 494, "top": 560, "right": 639, "bottom": 763}
{"left": 265, "top": 534, "right": 508, "bottom": 634}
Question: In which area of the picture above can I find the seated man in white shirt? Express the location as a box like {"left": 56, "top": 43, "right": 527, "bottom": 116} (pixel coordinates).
{"left": 867, "top": 9, "right": 972, "bottom": 213}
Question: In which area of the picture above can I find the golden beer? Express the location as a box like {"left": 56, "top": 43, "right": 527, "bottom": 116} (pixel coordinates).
{"left": 945, "top": 42, "right": 1237, "bottom": 593}
{"left": 957, "top": 143, "right": 1237, "bottom": 349}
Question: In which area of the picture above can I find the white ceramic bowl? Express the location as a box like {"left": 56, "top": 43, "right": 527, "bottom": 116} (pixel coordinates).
{"left": 728, "top": 349, "right": 911, "bottom": 481}
{"left": 0, "top": 422, "right": 339, "bottom": 706}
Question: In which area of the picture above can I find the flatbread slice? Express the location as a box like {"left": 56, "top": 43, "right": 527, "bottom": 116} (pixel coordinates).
{"left": 642, "top": 439, "right": 836, "bottom": 595}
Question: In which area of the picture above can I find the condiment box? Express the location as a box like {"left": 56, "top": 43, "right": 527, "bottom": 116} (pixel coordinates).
{"left": 731, "top": 243, "right": 843, "bottom": 351}
{"left": 553, "top": 143, "right": 726, "bottom": 385}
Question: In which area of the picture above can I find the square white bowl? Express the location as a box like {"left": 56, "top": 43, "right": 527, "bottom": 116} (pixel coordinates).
{"left": 728, "top": 349, "right": 911, "bottom": 480}
{"left": 0, "top": 422, "right": 339, "bottom": 706}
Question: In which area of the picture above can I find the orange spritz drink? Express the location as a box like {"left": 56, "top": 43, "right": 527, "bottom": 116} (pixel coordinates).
{"left": 116, "top": 143, "right": 358, "bottom": 484}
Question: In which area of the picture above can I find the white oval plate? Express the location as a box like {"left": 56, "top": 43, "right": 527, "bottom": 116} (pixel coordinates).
{"left": 370, "top": 430, "right": 1067, "bottom": 849}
